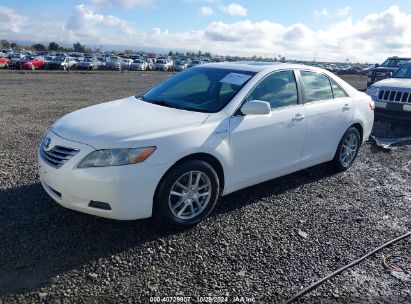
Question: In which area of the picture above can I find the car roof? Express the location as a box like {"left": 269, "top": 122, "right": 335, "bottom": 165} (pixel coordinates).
{"left": 200, "top": 62, "right": 323, "bottom": 73}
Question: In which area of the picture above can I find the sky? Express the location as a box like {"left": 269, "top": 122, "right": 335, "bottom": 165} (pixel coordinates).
{"left": 1, "top": 0, "right": 411, "bottom": 62}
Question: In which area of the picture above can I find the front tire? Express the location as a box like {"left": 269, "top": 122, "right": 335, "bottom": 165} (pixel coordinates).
{"left": 155, "top": 160, "right": 220, "bottom": 227}
{"left": 332, "top": 127, "right": 361, "bottom": 171}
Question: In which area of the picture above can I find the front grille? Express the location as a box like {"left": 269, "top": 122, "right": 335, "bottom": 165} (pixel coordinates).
{"left": 377, "top": 89, "right": 411, "bottom": 104}
{"left": 40, "top": 142, "right": 79, "bottom": 168}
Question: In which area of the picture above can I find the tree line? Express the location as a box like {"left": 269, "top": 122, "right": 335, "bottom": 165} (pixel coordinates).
{"left": 0, "top": 40, "right": 92, "bottom": 53}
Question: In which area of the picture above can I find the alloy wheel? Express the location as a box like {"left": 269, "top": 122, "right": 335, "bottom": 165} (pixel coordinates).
{"left": 168, "top": 171, "right": 212, "bottom": 220}
{"left": 340, "top": 133, "right": 359, "bottom": 166}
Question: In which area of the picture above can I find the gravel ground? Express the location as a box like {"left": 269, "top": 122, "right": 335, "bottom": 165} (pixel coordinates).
{"left": 0, "top": 71, "right": 410, "bottom": 303}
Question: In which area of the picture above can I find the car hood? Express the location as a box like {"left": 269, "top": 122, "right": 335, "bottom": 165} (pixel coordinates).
{"left": 52, "top": 96, "right": 211, "bottom": 149}
{"left": 372, "top": 78, "right": 411, "bottom": 89}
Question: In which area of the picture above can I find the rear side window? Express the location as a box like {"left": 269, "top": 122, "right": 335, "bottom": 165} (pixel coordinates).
{"left": 331, "top": 81, "right": 347, "bottom": 98}
{"left": 300, "top": 71, "right": 333, "bottom": 102}
{"left": 247, "top": 70, "right": 298, "bottom": 109}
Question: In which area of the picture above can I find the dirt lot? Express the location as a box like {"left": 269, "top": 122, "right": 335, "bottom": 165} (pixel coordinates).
{"left": 0, "top": 71, "right": 410, "bottom": 303}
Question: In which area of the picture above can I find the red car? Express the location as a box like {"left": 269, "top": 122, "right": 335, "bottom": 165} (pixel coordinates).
{"left": 0, "top": 57, "right": 10, "bottom": 69}
{"left": 20, "top": 56, "right": 45, "bottom": 70}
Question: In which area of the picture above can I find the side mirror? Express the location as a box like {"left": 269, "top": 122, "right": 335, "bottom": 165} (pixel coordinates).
{"left": 241, "top": 100, "right": 271, "bottom": 115}
{"left": 375, "top": 63, "right": 379, "bottom": 68}
{"left": 387, "top": 72, "right": 393, "bottom": 78}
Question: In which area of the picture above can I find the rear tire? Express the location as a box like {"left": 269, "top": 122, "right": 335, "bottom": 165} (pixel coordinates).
{"left": 155, "top": 160, "right": 220, "bottom": 228}
{"left": 332, "top": 127, "right": 361, "bottom": 172}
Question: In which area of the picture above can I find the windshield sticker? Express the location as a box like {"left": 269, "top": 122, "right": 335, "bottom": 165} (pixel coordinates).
{"left": 220, "top": 73, "right": 252, "bottom": 86}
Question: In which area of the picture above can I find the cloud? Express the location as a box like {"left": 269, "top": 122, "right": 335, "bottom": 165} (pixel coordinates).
{"left": 219, "top": 3, "right": 247, "bottom": 16}
{"left": 337, "top": 6, "right": 351, "bottom": 16}
{"left": 200, "top": 6, "right": 214, "bottom": 16}
{"left": 1, "top": 5, "right": 411, "bottom": 63}
{"left": 0, "top": 6, "right": 28, "bottom": 34}
{"left": 66, "top": 4, "right": 136, "bottom": 42}
{"left": 314, "top": 8, "right": 328, "bottom": 18}
{"left": 90, "top": 0, "right": 153, "bottom": 8}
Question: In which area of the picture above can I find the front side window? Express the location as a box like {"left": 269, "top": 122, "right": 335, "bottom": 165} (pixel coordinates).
{"left": 300, "top": 71, "right": 334, "bottom": 102}
{"left": 142, "top": 67, "right": 256, "bottom": 113}
{"left": 247, "top": 70, "right": 298, "bottom": 109}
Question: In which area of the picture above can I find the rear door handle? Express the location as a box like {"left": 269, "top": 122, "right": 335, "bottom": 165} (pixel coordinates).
{"left": 343, "top": 104, "right": 351, "bottom": 110}
{"left": 292, "top": 113, "right": 304, "bottom": 121}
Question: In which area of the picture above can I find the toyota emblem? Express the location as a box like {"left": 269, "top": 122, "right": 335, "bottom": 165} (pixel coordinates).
{"left": 44, "top": 137, "right": 51, "bottom": 149}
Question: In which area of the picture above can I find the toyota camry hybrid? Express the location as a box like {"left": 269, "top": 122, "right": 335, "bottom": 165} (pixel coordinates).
{"left": 38, "top": 63, "right": 374, "bottom": 227}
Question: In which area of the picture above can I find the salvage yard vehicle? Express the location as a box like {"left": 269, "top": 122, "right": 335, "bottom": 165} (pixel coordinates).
{"left": 173, "top": 59, "right": 189, "bottom": 71}
{"left": 0, "top": 56, "right": 10, "bottom": 68}
{"left": 367, "top": 61, "right": 411, "bottom": 123}
{"left": 77, "top": 58, "right": 101, "bottom": 70}
{"left": 189, "top": 59, "right": 203, "bottom": 68}
{"left": 106, "top": 56, "right": 122, "bottom": 70}
{"left": 60, "top": 57, "right": 77, "bottom": 70}
{"left": 367, "top": 56, "right": 411, "bottom": 87}
{"left": 44, "top": 56, "right": 65, "bottom": 70}
{"left": 121, "top": 58, "right": 133, "bottom": 70}
{"left": 130, "top": 59, "right": 148, "bottom": 71}
{"left": 154, "top": 58, "right": 173, "bottom": 71}
{"left": 20, "top": 56, "right": 45, "bottom": 70}
{"left": 38, "top": 63, "right": 374, "bottom": 227}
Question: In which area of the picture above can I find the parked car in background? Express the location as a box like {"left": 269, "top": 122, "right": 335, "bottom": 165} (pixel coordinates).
{"left": 367, "top": 56, "right": 411, "bottom": 87}
{"left": 45, "top": 56, "right": 66, "bottom": 70}
{"left": 337, "top": 66, "right": 363, "bottom": 75}
{"left": 38, "top": 63, "right": 373, "bottom": 227}
{"left": 121, "top": 58, "right": 133, "bottom": 70}
{"left": 0, "top": 57, "right": 10, "bottom": 69}
{"left": 146, "top": 58, "right": 155, "bottom": 70}
{"left": 188, "top": 59, "right": 203, "bottom": 68}
{"left": 367, "top": 61, "right": 411, "bottom": 124}
{"left": 154, "top": 58, "right": 173, "bottom": 71}
{"left": 60, "top": 57, "right": 77, "bottom": 70}
{"left": 106, "top": 56, "right": 122, "bottom": 70}
{"left": 130, "top": 59, "right": 148, "bottom": 71}
{"left": 8, "top": 53, "right": 25, "bottom": 69}
{"left": 174, "top": 59, "right": 189, "bottom": 71}
{"left": 77, "top": 58, "right": 101, "bottom": 70}
{"left": 21, "top": 56, "right": 45, "bottom": 70}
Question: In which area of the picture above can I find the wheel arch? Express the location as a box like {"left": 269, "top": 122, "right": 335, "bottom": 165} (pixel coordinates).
{"left": 351, "top": 122, "right": 364, "bottom": 143}
{"left": 153, "top": 152, "right": 226, "bottom": 210}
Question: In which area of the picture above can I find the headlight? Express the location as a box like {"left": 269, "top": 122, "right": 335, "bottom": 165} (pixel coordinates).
{"left": 78, "top": 147, "right": 156, "bottom": 168}
{"left": 366, "top": 86, "right": 380, "bottom": 101}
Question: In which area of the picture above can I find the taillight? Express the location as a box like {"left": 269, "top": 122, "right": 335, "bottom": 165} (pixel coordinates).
{"left": 369, "top": 101, "right": 375, "bottom": 111}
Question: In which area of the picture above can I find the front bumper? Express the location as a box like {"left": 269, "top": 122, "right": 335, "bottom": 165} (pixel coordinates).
{"left": 38, "top": 132, "right": 171, "bottom": 220}
{"left": 374, "top": 101, "right": 411, "bottom": 124}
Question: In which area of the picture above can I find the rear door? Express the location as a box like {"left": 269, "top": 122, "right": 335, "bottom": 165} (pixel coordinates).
{"left": 298, "top": 70, "right": 353, "bottom": 164}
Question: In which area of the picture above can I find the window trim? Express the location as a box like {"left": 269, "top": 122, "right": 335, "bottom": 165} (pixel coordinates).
{"left": 296, "top": 69, "right": 348, "bottom": 104}
{"left": 329, "top": 78, "right": 349, "bottom": 99}
{"left": 234, "top": 69, "right": 302, "bottom": 116}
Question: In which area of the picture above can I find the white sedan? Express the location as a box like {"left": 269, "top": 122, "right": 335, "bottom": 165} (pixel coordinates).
{"left": 38, "top": 63, "right": 374, "bottom": 227}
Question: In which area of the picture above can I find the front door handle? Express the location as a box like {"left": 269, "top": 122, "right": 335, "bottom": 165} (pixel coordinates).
{"left": 292, "top": 113, "right": 304, "bottom": 121}
{"left": 343, "top": 104, "right": 351, "bottom": 110}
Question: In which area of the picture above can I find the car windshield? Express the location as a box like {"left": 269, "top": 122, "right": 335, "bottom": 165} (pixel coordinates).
{"left": 133, "top": 59, "right": 143, "bottom": 63}
{"left": 157, "top": 59, "right": 166, "bottom": 64}
{"left": 84, "top": 58, "right": 93, "bottom": 62}
{"left": 57, "top": 57, "right": 66, "bottom": 62}
{"left": 140, "top": 67, "right": 256, "bottom": 113}
{"left": 381, "top": 59, "right": 410, "bottom": 67}
{"left": 192, "top": 61, "right": 201, "bottom": 64}
{"left": 392, "top": 63, "right": 411, "bottom": 79}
